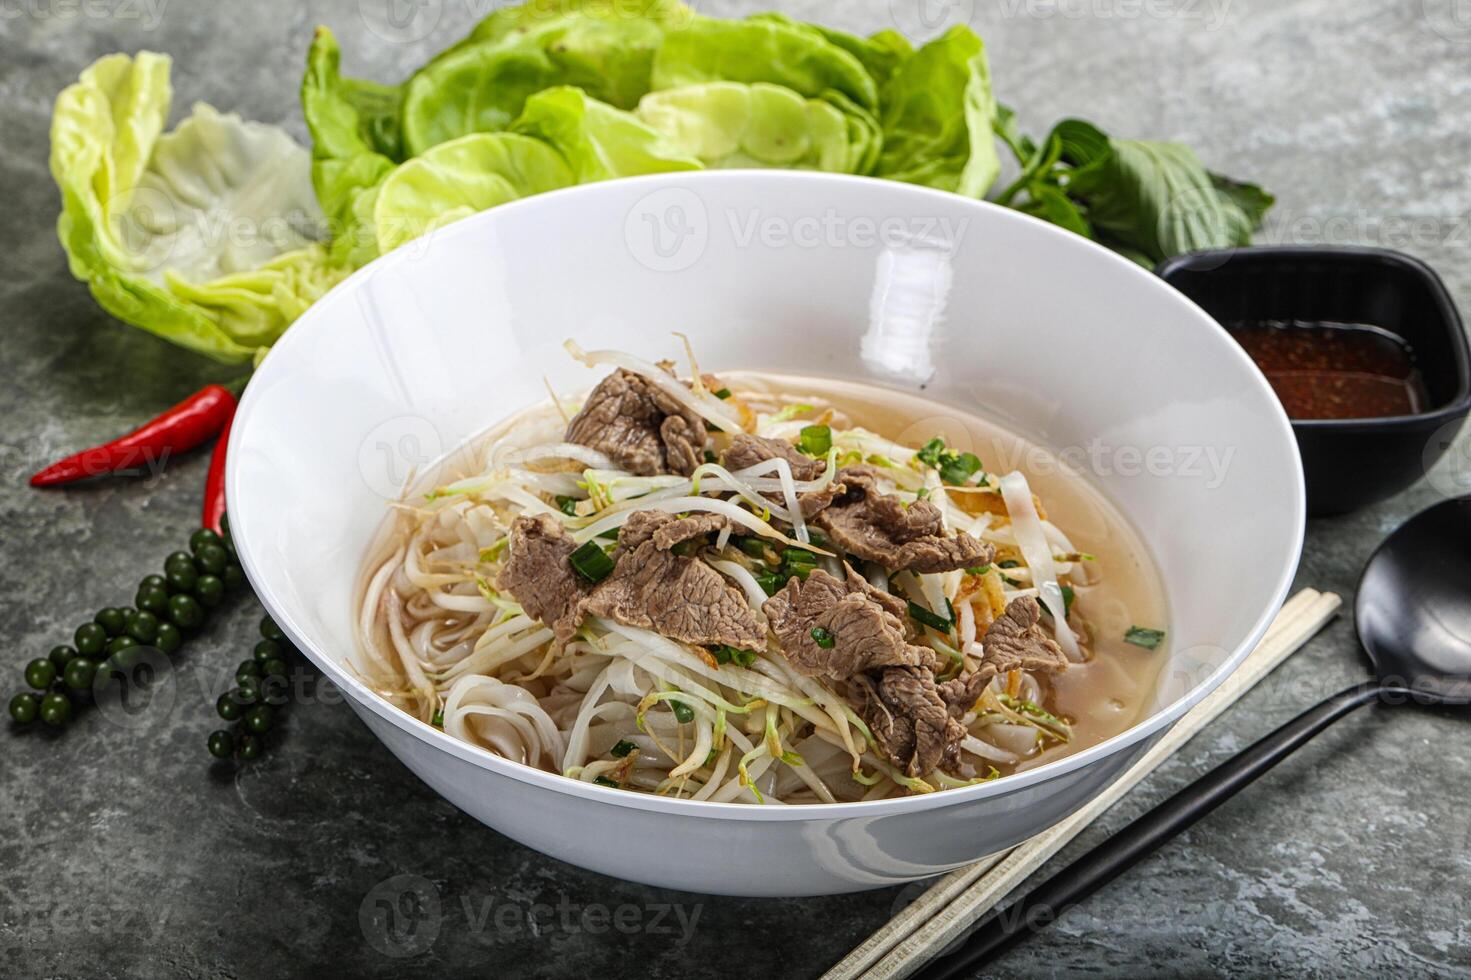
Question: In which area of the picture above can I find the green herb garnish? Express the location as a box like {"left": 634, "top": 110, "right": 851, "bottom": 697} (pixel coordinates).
{"left": 1124, "top": 626, "right": 1166, "bottom": 650}
{"left": 915, "top": 438, "right": 985, "bottom": 486}
{"left": 798, "top": 424, "right": 832, "bottom": 457}
{"left": 710, "top": 644, "right": 757, "bottom": 668}
{"left": 997, "top": 559, "right": 1021, "bottom": 569}
{"left": 755, "top": 572, "right": 785, "bottom": 596}
{"left": 738, "top": 537, "right": 771, "bottom": 561}
{"left": 916, "top": 437, "right": 947, "bottom": 468}
{"left": 779, "top": 548, "right": 818, "bottom": 580}
{"left": 431, "top": 710, "right": 444, "bottom": 727}
{"left": 713, "top": 387, "right": 732, "bottom": 399}
{"left": 569, "top": 540, "right": 615, "bottom": 583}
{"left": 810, "top": 626, "right": 835, "bottom": 649}
{"left": 965, "top": 564, "right": 991, "bottom": 576}
{"left": 908, "top": 600, "right": 953, "bottom": 633}
{"left": 555, "top": 495, "right": 580, "bottom": 516}
{"left": 672, "top": 700, "right": 695, "bottom": 723}
{"left": 594, "top": 775, "right": 620, "bottom": 788}
{"left": 610, "top": 739, "right": 637, "bottom": 758}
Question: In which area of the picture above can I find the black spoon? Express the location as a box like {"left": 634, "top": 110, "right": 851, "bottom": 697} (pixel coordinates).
{"left": 919, "top": 496, "right": 1471, "bottom": 980}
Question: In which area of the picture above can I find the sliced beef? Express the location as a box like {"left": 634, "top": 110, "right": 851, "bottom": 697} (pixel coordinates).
{"left": 495, "top": 514, "right": 589, "bottom": 646}
{"left": 618, "top": 510, "right": 727, "bottom": 551}
{"left": 934, "top": 596, "right": 1069, "bottom": 719}
{"left": 722, "top": 433, "right": 825, "bottom": 481}
{"left": 982, "top": 596, "right": 1069, "bottom": 675}
{"left": 565, "top": 369, "right": 706, "bottom": 477}
{"left": 848, "top": 666, "right": 967, "bottom": 779}
{"left": 579, "top": 511, "right": 766, "bottom": 651}
{"left": 761, "top": 565, "right": 937, "bottom": 679}
{"left": 813, "top": 467, "right": 993, "bottom": 573}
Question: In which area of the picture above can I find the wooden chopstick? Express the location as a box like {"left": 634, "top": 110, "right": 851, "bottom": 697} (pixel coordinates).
{"left": 824, "top": 587, "right": 1342, "bottom": 980}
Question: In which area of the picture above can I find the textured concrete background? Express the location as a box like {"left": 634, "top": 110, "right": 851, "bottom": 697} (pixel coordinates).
{"left": 3, "top": 1, "right": 1470, "bottom": 977}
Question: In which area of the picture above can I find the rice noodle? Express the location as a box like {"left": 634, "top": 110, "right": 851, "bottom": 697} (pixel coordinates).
{"left": 999, "top": 471, "right": 1082, "bottom": 661}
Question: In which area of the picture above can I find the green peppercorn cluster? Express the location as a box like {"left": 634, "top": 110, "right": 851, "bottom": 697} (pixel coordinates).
{"left": 207, "top": 615, "right": 301, "bottom": 763}
{"left": 8, "top": 520, "right": 246, "bottom": 728}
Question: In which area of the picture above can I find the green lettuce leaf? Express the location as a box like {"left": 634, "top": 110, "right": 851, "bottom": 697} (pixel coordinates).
{"left": 875, "top": 25, "right": 1000, "bottom": 198}
{"left": 52, "top": 52, "right": 342, "bottom": 362}
{"left": 651, "top": 14, "right": 878, "bottom": 112}
{"left": 635, "top": 81, "right": 875, "bottom": 172}
{"left": 510, "top": 86, "right": 702, "bottom": 181}
{"left": 459, "top": 0, "right": 694, "bottom": 50}
{"left": 400, "top": 8, "right": 675, "bottom": 156}
{"left": 372, "top": 132, "right": 575, "bottom": 253}
{"left": 301, "top": 27, "right": 399, "bottom": 268}
{"left": 746, "top": 13, "right": 913, "bottom": 87}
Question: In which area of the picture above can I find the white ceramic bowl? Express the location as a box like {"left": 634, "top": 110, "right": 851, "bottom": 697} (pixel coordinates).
{"left": 229, "top": 172, "right": 1304, "bottom": 897}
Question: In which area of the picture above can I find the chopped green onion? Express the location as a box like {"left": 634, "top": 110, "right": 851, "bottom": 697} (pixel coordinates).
{"left": 908, "top": 600, "right": 953, "bottom": 633}
{"left": 755, "top": 572, "right": 785, "bottom": 596}
{"left": 704, "top": 450, "right": 718, "bottom": 463}
{"left": 555, "top": 495, "right": 580, "bottom": 516}
{"left": 806, "top": 529, "right": 828, "bottom": 549}
{"left": 798, "top": 424, "right": 832, "bottom": 457}
{"left": 713, "top": 387, "right": 732, "bottom": 399}
{"left": 610, "top": 739, "right": 637, "bottom": 758}
{"left": 1124, "top": 626, "right": 1166, "bottom": 650}
{"left": 569, "top": 540, "right": 615, "bottom": 583}
{"left": 997, "top": 559, "right": 1021, "bottom": 569}
{"left": 594, "top": 775, "right": 619, "bottom": 788}
{"left": 738, "top": 537, "right": 771, "bottom": 561}
{"left": 709, "top": 645, "right": 757, "bottom": 668}
{"left": 597, "top": 527, "right": 620, "bottom": 541}
{"left": 965, "top": 564, "right": 991, "bottom": 577}
{"left": 810, "top": 626, "right": 835, "bottom": 649}
{"left": 914, "top": 487, "right": 930, "bottom": 501}
{"left": 1062, "top": 584, "right": 1076, "bottom": 616}
{"left": 479, "top": 539, "right": 509, "bottom": 563}
{"left": 431, "top": 710, "right": 444, "bottom": 727}
{"left": 779, "top": 548, "right": 818, "bottom": 580}
{"left": 672, "top": 700, "right": 695, "bottom": 723}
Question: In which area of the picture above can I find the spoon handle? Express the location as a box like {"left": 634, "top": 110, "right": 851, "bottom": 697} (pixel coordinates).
{"left": 918, "top": 680, "right": 1386, "bottom": 979}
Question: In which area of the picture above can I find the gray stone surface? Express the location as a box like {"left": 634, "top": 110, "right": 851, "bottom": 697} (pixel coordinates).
{"left": 2, "top": 0, "right": 1470, "bottom": 977}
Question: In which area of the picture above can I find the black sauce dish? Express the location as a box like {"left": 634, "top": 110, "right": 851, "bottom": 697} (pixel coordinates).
{"left": 1157, "top": 246, "right": 1471, "bottom": 516}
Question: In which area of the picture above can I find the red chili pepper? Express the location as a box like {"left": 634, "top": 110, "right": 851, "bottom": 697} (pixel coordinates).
{"left": 30, "top": 384, "right": 238, "bottom": 487}
{"left": 201, "top": 413, "right": 232, "bottom": 534}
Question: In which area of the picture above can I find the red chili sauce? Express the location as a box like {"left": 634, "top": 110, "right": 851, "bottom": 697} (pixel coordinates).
{"left": 1226, "top": 320, "right": 1429, "bottom": 420}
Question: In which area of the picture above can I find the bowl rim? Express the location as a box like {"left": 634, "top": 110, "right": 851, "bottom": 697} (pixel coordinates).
{"left": 230, "top": 169, "right": 1306, "bottom": 821}
{"left": 1156, "top": 244, "right": 1471, "bottom": 430}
